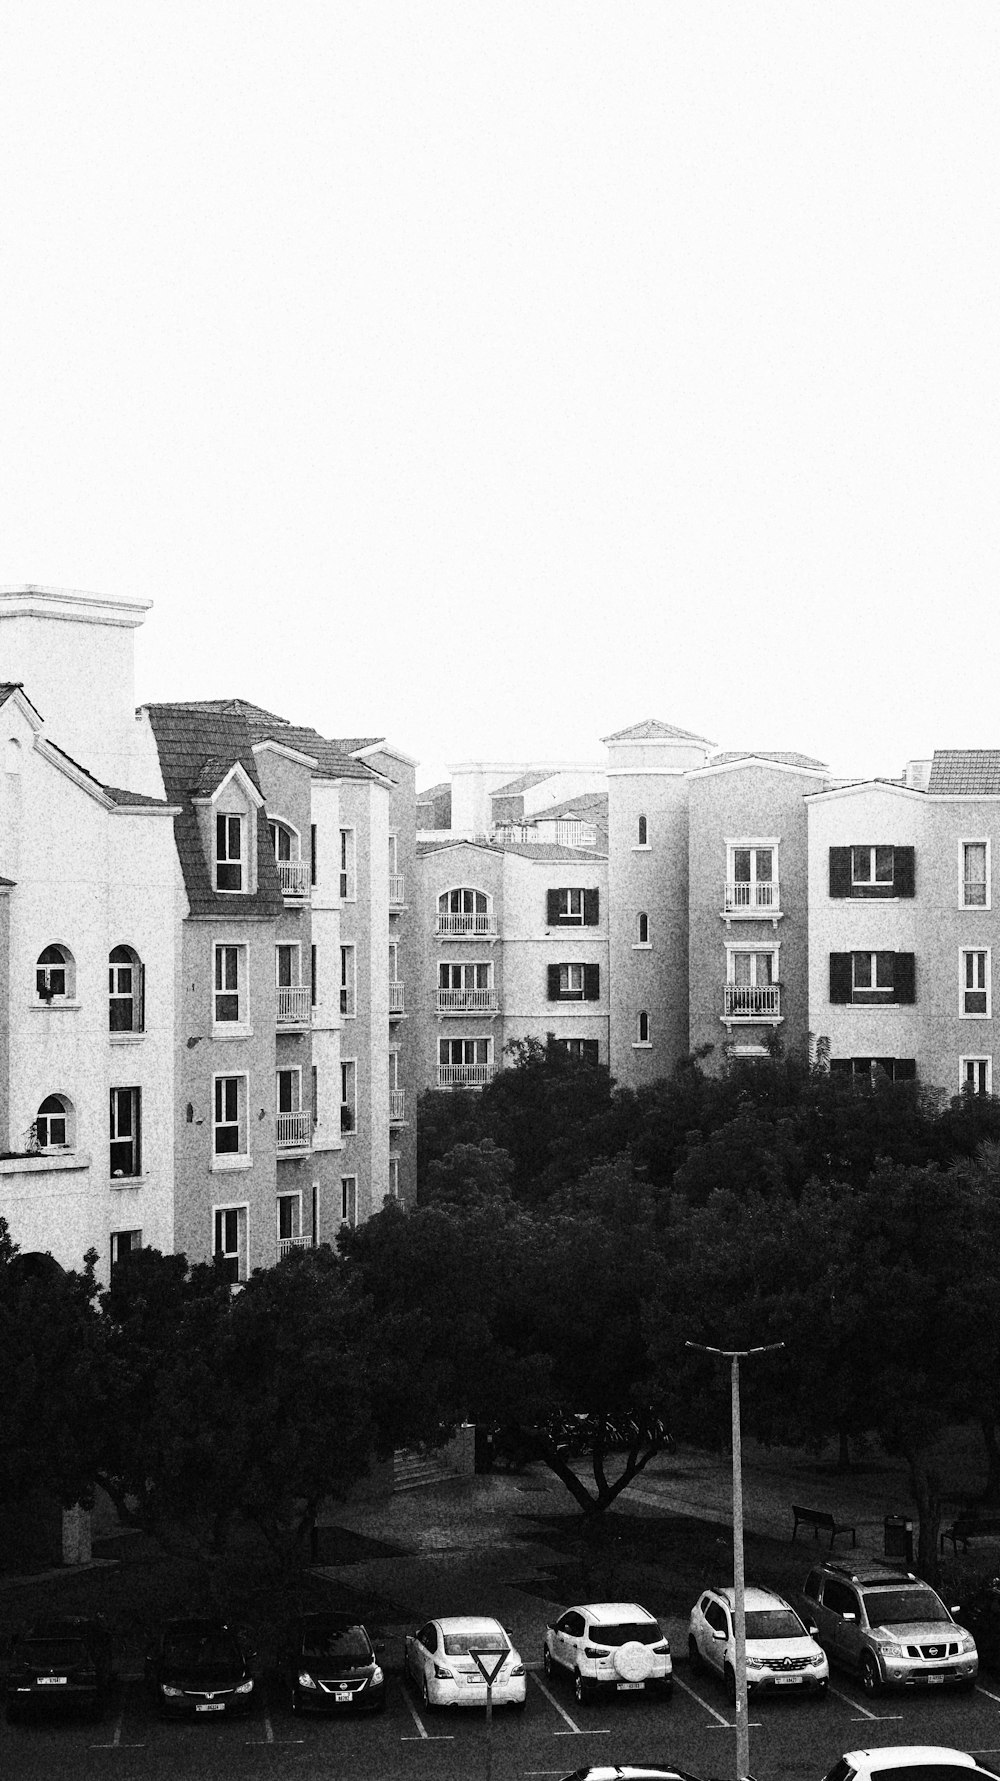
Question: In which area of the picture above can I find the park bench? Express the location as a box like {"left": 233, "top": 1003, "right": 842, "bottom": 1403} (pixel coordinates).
{"left": 940, "top": 1507, "right": 1000, "bottom": 1554}
{"left": 791, "top": 1503, "right": 857, "bottom": 1548}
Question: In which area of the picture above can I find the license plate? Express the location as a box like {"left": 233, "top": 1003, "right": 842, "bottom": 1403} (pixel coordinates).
{"left": 774, "top": 1675, "right": 802, "bottom": 1685}
{"left": 926, "top": 1675, "right": 944, "bottom": 1685}
{"left": 617, "top": 1681, "right": 644, "bottom": 1690}
{"left": 38, "top": 1677, "right": 66, "bottom": 1685}
{"left": 333, "top": 1692, "right": 352, "bottom": 1702}
{"left": 196, "top": 1702, "right": 226, "bottom": 1712}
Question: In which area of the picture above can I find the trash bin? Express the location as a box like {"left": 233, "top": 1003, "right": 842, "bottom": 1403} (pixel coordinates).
{"left": 884, "top": 1514, "right": 914, "bottom": 1565}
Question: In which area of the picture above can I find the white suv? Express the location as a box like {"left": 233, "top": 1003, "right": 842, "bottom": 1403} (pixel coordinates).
{"left": 543, "top": 1602, "right": 672, "bottom": 1704}
{"left": 688, "top": 1585, "right": 829, "bottom": 1698}
{"left": 822, "top": 1749, "right": 1000, "bottom": 1781}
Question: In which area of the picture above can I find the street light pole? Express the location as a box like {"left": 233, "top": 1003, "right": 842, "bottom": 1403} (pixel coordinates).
{"left": 686, "top": 1340, "right": 784, "bottom": 1781}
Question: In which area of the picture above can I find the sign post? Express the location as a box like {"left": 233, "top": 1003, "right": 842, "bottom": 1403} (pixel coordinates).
{"left": 470, "top": 1648, "right": 506, "bottom": 1781}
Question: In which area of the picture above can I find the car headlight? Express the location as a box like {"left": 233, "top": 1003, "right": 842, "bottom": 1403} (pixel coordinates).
{"left": 235, "top": 1679, "right": 254, "bottom": 1695}
{"left": 652, "top": 1642, "right": 670, "bottom": 1654}
{"left": 958, "top": 1635, "right": 977, "bottom": 1655}
{"left": 160, "top": 1684, "right": 183, "bottom": 1697}
{"left": 877, "top": 1642, "right": 905, "bottom": 1659}
{"left": 805, "top": 1653, "right": 826, "bottom": 1667}
{"left": 745, "top": 1656, "right": 765, "bottom": 1669}
{"left": 370, "top": 1665, "right": 384, "bottom": 1685}
{"left": 297, "top": 1671, "right": 318, "bottom": 1689}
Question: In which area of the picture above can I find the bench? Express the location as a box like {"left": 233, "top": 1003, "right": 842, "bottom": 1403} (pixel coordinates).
{"left": 791, "top": 1504, "right": 857, "bottom": 1549}
{"left": 940, "top": 1508, "right": 1000, "bottom": 1554}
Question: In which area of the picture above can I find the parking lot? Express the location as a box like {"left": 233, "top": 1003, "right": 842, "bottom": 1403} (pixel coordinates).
{"left": 6, "top": 1657, "right": 1000, "bottom": 1781}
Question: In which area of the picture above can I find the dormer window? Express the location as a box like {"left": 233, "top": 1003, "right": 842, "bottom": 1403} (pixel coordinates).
{"left": 216, "top": 814, "right": 245, "bottom": 892}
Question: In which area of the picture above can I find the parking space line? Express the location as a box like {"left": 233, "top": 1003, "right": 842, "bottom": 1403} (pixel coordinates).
{"left": 977, "top": 1684, "right": 1000, "bottom": 1705}
{"left": 529, "top": 1671, "right": 588, "bottom": 1733}
{"left": 400, "top": 1680, "right": 454, "bottom": 1741}
{"left": 671, "top": 1670, "right": 733, "bottom": 1728}
{"left": 91, "top": 1682, "right": 145, "bottom": 1750}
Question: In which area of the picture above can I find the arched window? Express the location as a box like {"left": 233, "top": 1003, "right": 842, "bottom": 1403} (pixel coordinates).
{"left": 437, "top": 887, "right": 494, "bottom": 935}
{"left": 268, "top": 820, "right": 294, "bottom": 861}
{"left": 109, "top": 946, "right": 144, "bottom": 1033}
{"left": 35, "top": 1094, "right": 73, "bottom": 1152}
{"left": 637, "top": 815, "right": 648, "bottom": 846}
{"left": 36, "top": 944, "right": 75, "bottom": 1003}
{"left": 637, "top": 1010, "right": 650, "bottom": 1045}
{"left": 268, "top": 820, "right": 307, "bottom": 896}
{"left": 637, "top": 912, "right": 649, "bottom": 944}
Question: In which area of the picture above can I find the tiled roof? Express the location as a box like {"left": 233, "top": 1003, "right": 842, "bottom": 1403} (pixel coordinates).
{"left": 0, "top": 682, "right": 21, "bottom": 705}
{"left": 328, "top": 736, "right": 384, "bottom": 756}
{"left": 928, "top": 751, "right": 1000, "bottom": 795}
{"left": 417, "top": 838, "right": 499, "bottom": 857}
{"left": 168, "top": 698, "right": 292, "bottom": 724}
{"left": 710, "top": 750, "right": 829, "bottom": 770}
{"left": 498, "top": 842, "right": 607, "bottom": 860}
{"left": 537, "top": 792, "right": 609, "bottom": 819}
{"left": 602, "top": 717, "right": 715, "bottom": 745}
{"left": 43, "top": 738, "right": 173, "bottom": 808}
{"left": 491, "top": 770, "right": 554, "bottom": 798}
{"left": 246, "top": 720, "right": 383, "bottom": 782}
{"left": 417, "top": 781, "right": 450, "bottom": 801}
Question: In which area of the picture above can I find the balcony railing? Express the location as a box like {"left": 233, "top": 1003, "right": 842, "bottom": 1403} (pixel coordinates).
{"left": 389, "top": 873, "right": 405, "bottom": 905}
{"left": 435, "top": 913, "right": 498, "bottom": 937}
{"left": 276, "top": 984, "right": 311, "bottom": 1024}
{"left": 724, "top": 881, "right": 778, "bottom": 912}
{"left": 389, "top": 981, "right": 405, "bottom": 1015}
{"left": 278, "top": 1235, "right": 310, "bottom": 1258}
{"left": 389, "top": 1089, "right": 406, "bottom": 1122}
{"left": 276, "top": 859, "right": 309, "bottom": 897}
{"left": 436, "top": 988, "right": 499, "bottom": 1013}
{"left": 554, "top": 821, "right": 597, "bottom": 848}
{"left": 723, "top": 984, "right": 781, "bottom": 1020}
{"left": 437, "top": 1064, "right": 495, "bottom": 1088}
{"left": 276, "top": 1111, "right": 311, "bottom": 1149}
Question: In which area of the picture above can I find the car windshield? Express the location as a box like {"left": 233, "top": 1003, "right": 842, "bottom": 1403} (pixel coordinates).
{"left": 302, "top": 1627, "right": 372, "bottom": 1663}
{"left": 588, "top": 1621, "right": 663, "bottom": 1647}
{"left": 744, "top": 1610, "right": 806, "bottom": 1640}
{"left": 442, "top": 1630, "right": 508, "bottom": 1656}
{"left": 19, "top": 1639, "right": 88, "bottom": 1667}
{"left": 862, "top": 1588, "right": 950, "bottom": 1626}
{"left": 163, "top": 1634, "right": 242, "bottom": 1667}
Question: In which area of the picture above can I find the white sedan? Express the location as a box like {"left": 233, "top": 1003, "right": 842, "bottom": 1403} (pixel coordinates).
{"left": 404, "top": 1616, "right": 527, "bottom": 1710}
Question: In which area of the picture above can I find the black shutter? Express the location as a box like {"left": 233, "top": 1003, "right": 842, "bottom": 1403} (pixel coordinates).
{"left": 547, "top": 964, "right": 561, "bottom": 1001}
{"left": 893, "top": 952, "right": 916, "bottom": 1004}
{"left": 829, "top": 953, "right": 853, "bottom": 1003}
{"left": 137, "top": 962, "right": 146, "bottom": 1033}
{"left": 583, "top": 888, "right": 600, "bottom": 925}
{"left": 893, "top": 846, "right": 915, "bottom": 897}
{"left": 893, "top": 1057, "right": 917, "bottom": 1081}
{"left": 547, "top": 889, "right": 561, "bottom": 925}
{"left": 583, "top": 964, "right": 600, "bottom": 1001}
{"left": 829, "top": 848, "right": 852, "bottom": 898}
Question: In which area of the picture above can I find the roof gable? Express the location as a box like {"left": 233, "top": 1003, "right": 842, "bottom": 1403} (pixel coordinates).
{"left": 602, "top": 717, "right": 715, "bottom": 745}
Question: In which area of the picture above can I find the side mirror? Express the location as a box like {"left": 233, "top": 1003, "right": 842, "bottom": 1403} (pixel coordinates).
{"left": 808, "top": 1624, "right": 819, "bottom": 1638}
{"left": 714, "top": 1629, "right": 727, "bottom": 1641}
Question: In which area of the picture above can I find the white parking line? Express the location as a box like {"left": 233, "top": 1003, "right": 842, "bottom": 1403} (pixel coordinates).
{"left": 671, "top": 1670, "right": 734, "bottom": 1728}
{"left": 529, "top": 1669, "right": 611, "bottom": 1735}
{"left": 90, "top": 1683, "right": 144, "bottom": 1750}
{"left": 976, "top": 1683, "right": 1000, "bottom": 1705}
{"left": 400, "top": 1680, "right": 454, "bottom": 1742}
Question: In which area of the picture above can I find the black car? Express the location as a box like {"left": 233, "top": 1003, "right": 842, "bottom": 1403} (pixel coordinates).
{"left": 145, "top": 1617, "right": 255, "bottom": 1718}
{"left": 958, "top": 1579, "right": 1000, "bottom": 1669}
{"left": 5, "top": 1617, "right": 115, "bottom": 1722}
{"left": 278, "top": 1613, "right": 386, "bottom": 1714}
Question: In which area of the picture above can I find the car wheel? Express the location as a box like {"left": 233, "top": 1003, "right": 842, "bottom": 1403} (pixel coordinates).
{"left": 724, "top": 1663, "right": 736, "bottom": 1703}
{"left": 860, "top": 1652, "right": 882, "bottom": 1697}
{"left": 688, "top": 1635, "right": 702, "bottom": 1673}
{"left": 573, "top": 1669, "right": 592, "bottom": 1706}
{"left": 421, "top": 1676, "right": 435, "bottom": 1712}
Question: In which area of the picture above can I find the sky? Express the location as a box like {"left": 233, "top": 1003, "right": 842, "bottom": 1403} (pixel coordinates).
{"left": 1, "top": 2, "right": 998, "bottom": 789}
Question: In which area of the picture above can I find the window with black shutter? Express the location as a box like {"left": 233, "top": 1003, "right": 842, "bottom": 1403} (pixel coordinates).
{"left": 830, "top": 844, "right": 915, "bottom": 898}
{"left": 547, "top": 964, "right": 562, "bottom": 1001}
{"left": 829, "top": 953, "right": 853, "bottom": 1003}
{"left": 829, "top": 848, "right": 852, "bottom": 898}
{"left": 893, "top": 952, "right": 916, "bottom": 1004}
{"left": 583, "top": 888, "right": 600, "bottom": 925}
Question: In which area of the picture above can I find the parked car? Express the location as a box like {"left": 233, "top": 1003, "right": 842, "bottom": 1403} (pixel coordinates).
{"left": 957, "top": 1578, "right": 1000, "bottom": 1670}
{"left": 557, "top": 1770, "right": 711, "bottom": 1781}
{"left": 144, "top": 1617, "right": 256, "bottom": 1718}
{"left": 688, "top": 1584, "right": 828, "bottom": 1698}
{"left": 404, "top": 1616, "right": 526, "bottom": 1710}
{"left": 278, "top": 1613, "right": 385, "bottom": 1714}
{"left": 801, "top": 1562, "right": 978, "bottom": 1695}
{"left": 543, "top": 1601, "right": 673, "bottom": 1704}
{"left": 821, "top": 1749, "right": 1000, "bottom": 1781}
{"left": 5, "top": 1617, "right": 115, "bottom": 1722}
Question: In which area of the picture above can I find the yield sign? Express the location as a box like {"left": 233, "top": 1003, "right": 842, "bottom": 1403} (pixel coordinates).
{"left": 469, "top": 1649, "right": 506, "bottom": 1686}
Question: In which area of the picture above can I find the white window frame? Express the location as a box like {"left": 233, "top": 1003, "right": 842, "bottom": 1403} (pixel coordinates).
{"left": 960, "top": 1056, "right": 992, "bottom": 1095}
{"left": 388, "top": 1155, "right": 400, "bottom": 1200}
{"left": 110, "top": 1229, "right": 142, "bottom": 1270}
{"left": 388, "top": 832, "right": 399, "bottom": 874}
{"left": 558, "top": 888, "right": 585, "bottom": 924}
{"left": 960, "top": 838, "right": 991, "bottom": 910}
{"left": 633, "top": 1010, "right": 651, "bottom": 1048}
{"left": 340, "top": 1058, "right": 357, "bottom": 1133}
{"left": 339, "top": 827, "right": 356, "bottom": 901}
{"left": 214, "top": 943, "right": 248, "bottom": 1031}
{"left": 960, "top": 948, "right": 991, "bottom": 1019}
{"left": 109, "top": 945, "right": 144, "bottom": 1034}
{"left": 340, "top": 944, "right": 357, "bottom": 1018}
{"left": 35, "top": 943, "right": 76, "bottom": 1005}
{"left": 216, "top": 812, "right": 246, "bottom": 893}
{"left": 211, "top": 1072, "right": 250, "bottom": 1168}
{"left": 212, "top": 1202, "right": 248, "bottom": 1282}
{"left": 634, "top": 815, "right": 650, "bottom": 850}
{"left": 110, "top": 1084, "right": 142, "bottom": 1181}
{"left": 276, "top": 1190, "right": 302, "bottom": 1242}
{"left": 340, "top": 1174, "right": 358, "bottom": 1226}
{"left": 276, "top": 1065, "right": 303, "bottom": 1114}
{"left": 558, "top": 962, "right": 586, "bottom": 1000}
{"left": 726, "top": 839, "right": 780, "bottom": 912}
{"left": 851, "top": 844, "right": 894, "bottom": 887}
{"left": 34, "top": 1093, "right": 74, "bottom": 1152}
{"left": 634, "top": 911, "right": 651, "bottom": 948}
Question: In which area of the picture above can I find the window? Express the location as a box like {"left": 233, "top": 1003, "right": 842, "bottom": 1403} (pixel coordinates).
{"left": 213, "top": 1074, "right": 247, "bottom": 1157}
{"left": 437, "top": 887, "right": 493, "bottom": 935}
{"left": 636, "top": 1010, "right": 650, "bottom": 1045}
{"left": 276, "top": 944, "right": 300, "bottom": 985}
{"left": 34, "top": 1093, "right": 72, "bottom": 1151}
{"left": 110, "top": 1086, "right": 141, "bottom": 1178}
{"left": 110, "top": 1229, "right": 141, "bottom": 1273}
{"left": 36, "top": 943, "right": 74, "bottom": 1002}
{"left": 829, "top": 952, "right": 916, "bottom": 1006}
{"left": 268, "top": 820, "right": 292, "bottom": 862}
{"left": 547, "top": 962, "right": 600, "bottom": 1002}
{"left": 546, "top": 888, "right": 600, "bottom": 926}
{"left": 438, "top": 1037, "right": 492, "bottom": 1085}
{"left": 310, "top": 944, "right": 317, "bottom": 1007}
{"left": 277, "top": 1194, "right": 300, "bottom": 1242}
{"left": 269, "top": 820, "right": 306, "bottom": 895}
{"left": 339, "top": 828, "right": 356, "bottom": 900}
{"left": 213, "top": 1205, "right": 246, "bottom": 1283}
{"left": 389, "top": 1050, "right": 404, "bottom": 1122}
{"left": 829, "top": 845, "right": 915, "bottom": 899}
{"left": 962, "top": 841, "right": 990, "bottom": 909}
{"left": 961, "top": 949, "right": 991, "bottom": 1017}
{"left": 725, "top": 949, "right": 779, "bottom": 1017}
{"left": 438, "top": 961, "right": 492, "bottom": 1008}
{"left": 340, "top": 945, "right": 356, "bottom": 1017}
{"left": 216, "top": 813, "right": 245, "bottom": 892}
{"left": 636, "top": 815, "right": 648, "bottom": 847}
{"left": 388, "top": 1155, "right": 400, "bottom": 1199}
{"left": 341, "top": 1175, "right": 357, "bottom": 1225}
{"left": 556, "top": 1038, "right": 600, "bottom": 1064}
{"left": 109, "top": 945, "right": 144, "bottom": 1033}
{"left": 214, "top": 944, "right": 245, "bottom": 1025}
{"left": 340, "top": 1060, "right": 356, "bottom": 1133}
{"left": 311, "top": 1063, "right": 318, "bottom": 1129}
{"left": 636, "top": 911, "right": 650, "bottom": 945}
{"left": 726, "top": 844, "right": 777, "bottom": 912}
{"left": 276, "top": 1069, "right": 306, "bottom": 1148}
{"left": 961, "top": 1057, "right": 992, "bottom": 1095}
{"left": 830, "top": 1057, "right": 917, "bottom": 1083}
{"left": 277, "top": 1067, "right": 302, "bottom": 1112}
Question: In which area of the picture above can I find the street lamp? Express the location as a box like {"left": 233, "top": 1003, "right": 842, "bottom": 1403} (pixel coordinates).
{"left": 685, "top": 1340, "right": 784, "bottom": 1781}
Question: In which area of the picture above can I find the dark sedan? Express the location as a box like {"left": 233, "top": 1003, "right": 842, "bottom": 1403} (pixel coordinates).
{"left": 278, "top": 1613, "right": 386, "bottom": 1714}
{"left": 5, "top": 1617, "right": 115, "bottom": 1722}
{"left": 145, "top": 1617, "right": 255, "bottom": 1718}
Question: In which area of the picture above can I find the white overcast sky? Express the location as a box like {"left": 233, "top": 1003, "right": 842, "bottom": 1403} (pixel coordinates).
{"left": 2, "top": 3, "right": 997, "bottom": 788}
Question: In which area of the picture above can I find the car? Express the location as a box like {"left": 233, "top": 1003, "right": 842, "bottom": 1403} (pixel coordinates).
{"left": 144, "top": 1617, "right": 256, "bottom": 1717}
{"left": 820, "top": 1748, "right": 1000, "bottom": 1781}
{"left": 5, "top": 1617, "right": 115, "bottom": 1723}
{"left": 688, "top": 1583, "right": 828, "bottom": 1698}
{"left": 957, "top": 1578, "right": 1000, "bottom": 1669}
{"left": 556, "top": 1769, "right": 713, "bottom": 1781}
{"left": 278, "top": 1612, "right": 385, "bottom": 1714}
{"left": 543, "top": 1601, "right": 673, "bottom": 1705}
{"left": 801, "top": 1561, "right": 978, "bottom": 1695}
{"left": 403, "top": 1616, "right": 526, "bottom": 1710}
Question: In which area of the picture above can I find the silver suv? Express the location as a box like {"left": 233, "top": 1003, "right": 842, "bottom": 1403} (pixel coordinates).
{"left": 801, "top": 1562, "right": 978, "bottom": 1696}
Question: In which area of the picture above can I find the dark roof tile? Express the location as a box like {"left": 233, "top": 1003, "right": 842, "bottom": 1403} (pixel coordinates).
{"left": 928, "top": 751, "right": 1000, "bottom": 795}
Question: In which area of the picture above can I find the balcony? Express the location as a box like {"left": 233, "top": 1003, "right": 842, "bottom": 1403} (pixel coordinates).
{"left": 276, "top": 859, "right": 310, "bottom": 898}
{"left": 389, "top": 981, "right": 405, "bottom": 1016}
{"left": 435, "top": 913, "right": 498, "bottom": 938}
{"left": 724, "top": 881, "right": 778, "bottom": 914}
{"left": 437, "top": 1064, "right": 495, "bottom": 1089}
{"left": 723, "top": 984, "right": 781, "bottom": 1022}
{"left": 276, "top": 1111, "right": 311, "bottom": 1150}
{"left": 276, "top": 984, "right": 311, "bottom": 1025}
{"left": 554, "top": 821, "right": 597, "bottom": 848}
{"left": 436, "top": 988, "right": 499, "bottom": 1014}
{"left": 389, "top": 1088, "right": 406, "bottom": 1123}
{"left": 278, "top": 1235, "right": 310, "bottom": 1258}
{"left": 389, "top": 873, "right": 405, "bottom": 906}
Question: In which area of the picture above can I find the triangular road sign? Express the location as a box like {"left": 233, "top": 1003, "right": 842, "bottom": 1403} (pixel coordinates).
{"left": 469, "top": 1649, "right": 506, "bottom": 1685}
